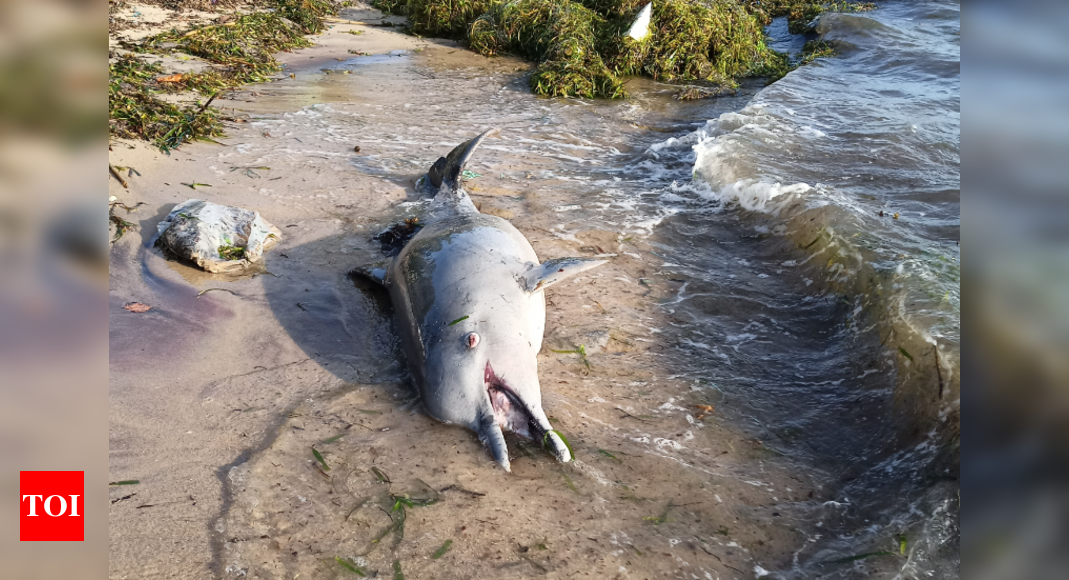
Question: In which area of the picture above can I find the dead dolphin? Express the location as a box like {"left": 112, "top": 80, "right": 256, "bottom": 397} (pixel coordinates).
{"left": 355, "top": 129, "right": 606, "bottom": 471}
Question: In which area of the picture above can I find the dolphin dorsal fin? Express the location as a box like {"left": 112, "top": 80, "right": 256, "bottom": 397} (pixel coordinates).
{"left": 523, "top": 257, "right": 607, "bottom": 293}
{"left": 426, "top": 128, "right": 499, "bottom": 195}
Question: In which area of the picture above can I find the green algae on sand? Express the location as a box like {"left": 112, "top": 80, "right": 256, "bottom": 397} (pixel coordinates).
{"left": 109, "top": 0, "right": 339, "bottom": 150}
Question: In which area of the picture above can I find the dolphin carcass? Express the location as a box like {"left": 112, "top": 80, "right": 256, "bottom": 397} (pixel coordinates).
{"left": 354, "top": 129, "right": 606, "bottom": 472}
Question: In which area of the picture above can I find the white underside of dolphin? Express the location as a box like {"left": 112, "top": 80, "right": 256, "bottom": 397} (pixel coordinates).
{"left": 354, "top": 129, "right": 606, "bottom": 472}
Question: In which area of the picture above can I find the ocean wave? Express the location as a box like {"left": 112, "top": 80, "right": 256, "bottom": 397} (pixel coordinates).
{"left": 676, "top": 3, "right": 960, "bottom": 575}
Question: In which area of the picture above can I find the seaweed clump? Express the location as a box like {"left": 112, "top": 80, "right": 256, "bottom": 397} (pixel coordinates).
{"left": 407, "top": 0, "right": 500, "bottom": 37}
{"left": 109, "top": 55, "right": 224, "bottom": 152}
{"left": 109, "top": 0, "right": 339, "bottom": 150}
{"left": 375, "top": 0, "right": 789, "bottom": 98}
{"left": 374, "top": 0, "right": 878, "bottom": 98}
{"left": 603, "top": 0, "right": 769, "bottom": 86}
{"left": 138, "top": 1, "right": 335, "bottom": 94}
{"left": 468, "top": 0, "right": 623, "bottom": 98}
{"left": 798, "top": 39, "right": 835, "bottom": 64}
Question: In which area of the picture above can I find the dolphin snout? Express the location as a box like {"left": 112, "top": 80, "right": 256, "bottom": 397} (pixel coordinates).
{"left": 543, "top": 430, "right": 572, "bottom": 463}
{"left": 478, "top": 422, "right": 511, "bottom": 473}
{"left": 480, "top": 362, "right": 572, "bottom": 470}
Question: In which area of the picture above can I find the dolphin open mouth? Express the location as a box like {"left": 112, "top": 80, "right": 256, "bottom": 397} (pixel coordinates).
{"left": 484, "top": 362, "right": 544, "bottom": 442}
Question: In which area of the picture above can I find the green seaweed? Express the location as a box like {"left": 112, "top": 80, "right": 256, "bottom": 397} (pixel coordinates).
{"left": 218, "top": 242, "right": 246, "bottom": 261}
{"left": 542, "top": 429, "right": 576, "bottom": 458}
{"left": 109, "top": 202, "right": 139, "bottom": 242}
{"left": 468, "top": 0, "right": 624, "bottom": 98}
{"left": 384, "top": 484, "right": 442, "bottom": 546}
{"left": 391, "top": 487, "right": 440, "bottom": 508}
{"left": 312, "top": 447, "right": 331, "bottom": 471}
{"left": 336, "top": 556, "right": 367, "bottom": 576}
{"left": 373, "top": 0, "right": 411, "bottom": 15}
{"left": 110, "top": 0, "right": 338, "bottom": 150}
{"left": 372, "top": 466, "right": 392, "bottom": 483}
{"left": 798, "top": 39, "right": 835, "bottom": 65}
{"left": 433, "top": 539, "right": 454, "bottom": 558}
{"left": 895, "top": 533, "right": 908, "bottom": 554}
{"left": 109, "top": 56, "right": 224, "bottom": 152}
{"left": 376, "top": 0, "right": 832, "bottom": 98}
{"left": 597, "top": 448, "right": 622, "bottom": 463}
{"left": 561, "top": 471, "right": 578, "bottom": 491}
{"left": 407, "top": 0, "right": 498, "bottom": 37}
{"left": 743, "top": 1, "right": 876, "bottom": 34}
{"left": 604, "top": 0, "right": 766, "bottom": 86}
{"left": 550, "top": 344, "right": 590, "bottom": 368}
{"left": 321, "top": 433, "right": 347, "bottom": 444}
{"left": 643, "top": 502, "right": 673, "bottom": 525}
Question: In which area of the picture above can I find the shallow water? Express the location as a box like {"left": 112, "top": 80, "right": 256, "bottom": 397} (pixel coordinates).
{"left": 161, "top": 4, "right": 961, "bottom": 578}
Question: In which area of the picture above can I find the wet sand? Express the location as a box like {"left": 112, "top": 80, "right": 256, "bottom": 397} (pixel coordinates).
{"left": 109, "top": 10, "right": 834, "bottom": 580}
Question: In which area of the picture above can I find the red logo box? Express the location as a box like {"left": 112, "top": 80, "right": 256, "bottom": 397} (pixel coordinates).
{"left": 20, "top": 471, "right": 84, "bottom": 541}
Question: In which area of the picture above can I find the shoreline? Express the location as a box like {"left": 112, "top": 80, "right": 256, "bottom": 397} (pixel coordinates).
{"left": 108, "top": 2, "right": 958, "bottom": 578}
{"left": 108, "top": 12, "right": 815, "bottom": 578}
{"left": 108, "top": 13, "right": 440, "bottom": 577}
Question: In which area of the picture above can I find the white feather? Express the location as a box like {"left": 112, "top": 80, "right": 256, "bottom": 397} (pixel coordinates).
{"left": 627, "top": 2, "right": 653, "bottom": 41}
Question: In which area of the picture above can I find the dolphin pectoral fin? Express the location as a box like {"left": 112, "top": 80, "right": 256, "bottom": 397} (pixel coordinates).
{"left": 348, "top": 262, "right": 389, "bottom": 286}
{"left": 425, "top": 128, "right": 500, "bottom": 194}
{"left": 478, "top": 422, "right": 512, "bottom": 472}
{"left": 523, "top": 257, "right": 608, "bottom": 293}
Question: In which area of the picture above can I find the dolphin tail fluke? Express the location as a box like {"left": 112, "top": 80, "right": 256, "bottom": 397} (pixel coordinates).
{"left": 479, "top": 422, "right": 512, "bottom": 472}
{"left": 426, "top": 128, "right": 499, "bottom": 195}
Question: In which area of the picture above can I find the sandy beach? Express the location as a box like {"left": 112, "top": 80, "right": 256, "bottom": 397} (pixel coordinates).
{"left": 109, "top": 4, "right": 953, "bottom": 579}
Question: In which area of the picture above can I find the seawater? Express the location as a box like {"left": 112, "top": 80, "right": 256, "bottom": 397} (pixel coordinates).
{"left": 657, "top": 1, "right": 961, "bottom": 576}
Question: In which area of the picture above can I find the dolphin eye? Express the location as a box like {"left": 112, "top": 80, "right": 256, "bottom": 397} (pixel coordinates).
{"left": 466, "top": 333, "right": 480, "bottom": 349}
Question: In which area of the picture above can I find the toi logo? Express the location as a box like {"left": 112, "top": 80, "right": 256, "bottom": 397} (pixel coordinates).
{"left": 20, "top": 471, "right": 84, "bottom": 541}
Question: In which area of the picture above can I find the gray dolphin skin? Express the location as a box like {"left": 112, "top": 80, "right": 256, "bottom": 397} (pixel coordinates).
{"left": 356, "top": 129, "right": 606, "bottom": 472}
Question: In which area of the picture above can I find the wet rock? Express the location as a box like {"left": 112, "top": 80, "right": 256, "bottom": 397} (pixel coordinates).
{"left": 156, "top": 199, "right": 281, "bottom": 273}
